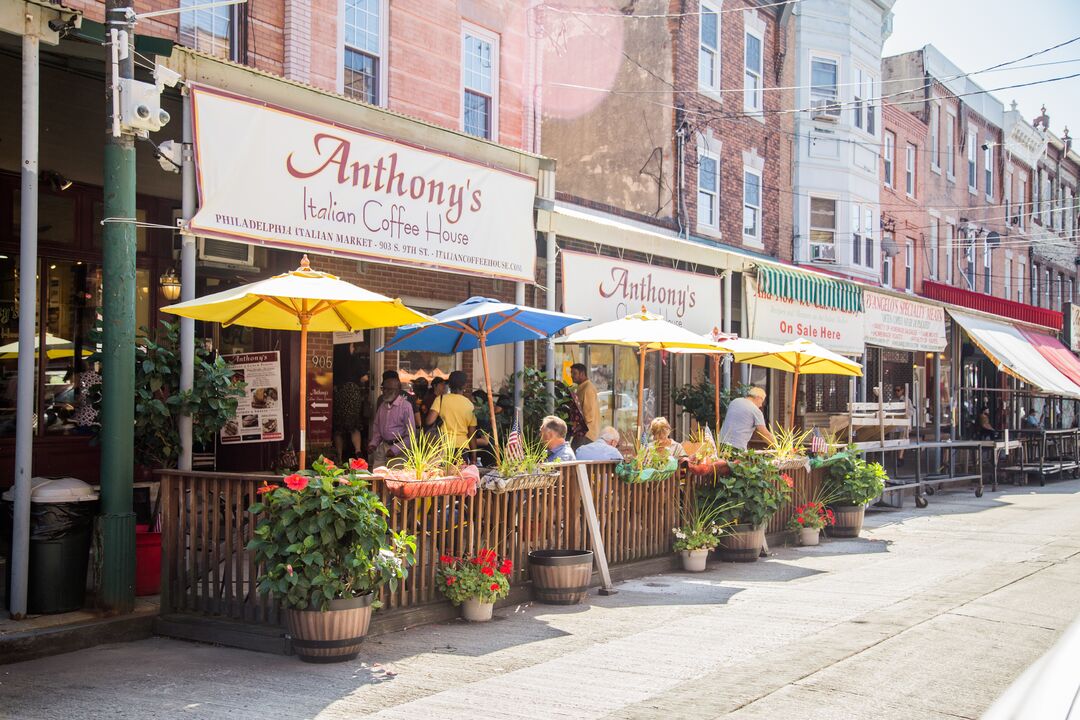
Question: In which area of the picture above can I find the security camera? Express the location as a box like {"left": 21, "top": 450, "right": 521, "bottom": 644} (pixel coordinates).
{"left": 980, "top": 143, "right": 989, "bottom": 151}
{"left": 155, "top": 64, "right": 181, "bottom": 89}
{"left": 154, "top": 140, "right": 182, "bottom": 174}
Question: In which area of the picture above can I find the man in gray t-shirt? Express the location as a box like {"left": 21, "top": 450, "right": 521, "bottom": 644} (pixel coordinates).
{"left": 719, "top": 387, "right": 776, "bottom": 449}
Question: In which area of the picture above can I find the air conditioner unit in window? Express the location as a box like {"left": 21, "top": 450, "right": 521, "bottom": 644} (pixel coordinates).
{"left": 810, "top": 98, "right": 840, "bottom": 121}
{"left": 198, "top": 237, "right": 255, "bottom": 267}
{"left": 810, "top": 243, "right": 836, "bottom": 262}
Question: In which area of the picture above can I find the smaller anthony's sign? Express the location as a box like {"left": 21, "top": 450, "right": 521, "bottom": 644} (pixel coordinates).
{"left": 221, "top": 351, "right": 284, "bottom": 444}
{"left": 306, "top": 354, "right": 334, "bottom": 446}
{"left": 863, "top": 292, "right": 946, "bottom": 352}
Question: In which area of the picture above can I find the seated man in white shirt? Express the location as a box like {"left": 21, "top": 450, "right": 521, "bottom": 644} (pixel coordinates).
{"left": 575, "top": 426, "right": 624, "bottom": 461}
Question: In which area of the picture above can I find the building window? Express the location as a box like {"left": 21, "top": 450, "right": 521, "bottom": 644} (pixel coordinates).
{"left": 179, "top": 0, "right": 232, "bottom": 58}
{"left": 983, "top": 237, "right": 992, "bottom": 294}
{"left": 1046, "top": 269, "right": 1052, "bottom": 308}
{"left": 905, "top": 144, "right": 916, "bottom": 197}
{"left": 1033, "top": 265, "right": 1040, "bottom": 306}
{"left": 699, "top": 1, "right": 720, "bottom": 91}
{"left": 810, "top": 57, "right": 839, "bottom": 118}
{"left": 1017, "top": 262, "right": 1025, "bottom": 304}
{"left": 809, "top": 197, "right": 836, "bottom": 260}
{"left": 698, "top": 150, "right": 719, "bottom": 229}
{"left": 1004, "top": 170, "right": 1012, "bottom": 227}
{"left": 1067, "top": 187, "right": 1075, "bottom": 234}
{"left": 852, "top": 204, "right": 862, "bottom": 266}
{"left": 863, "top": 207, "right": 874, "bottom": 269}
{"left": 984, "top": 143, "right": 994, "bottom": 200}
{"left": 851, "top": 204, "right": 873, "bottom": 269}
{"left": 945, "top": 221, "right": 955, "bottom": 285}
{"left": 929, "top": 103, "right": 940, "bottom": 172}
{"left": 964, "top": 230, "right": 976, "bottom": 290}
{"left": 946, "top": 116, "right": 956, "bottom": 178}
{"left": 929, "top": 217, "right": 939, "bottom": 280}
{"left": 462, "top": 27, "right": 499, "bottom": 140}
{"left": 1004, "top": 256, "right": 1012, "bottom": 299}
{"left": 1059, "top": 272, "right": 1066, "bottom": 310}
{"left": 882, "top": 238, "right": 893, "bottom": 288}
{"left": 343, "top": 0, "right": 383, "bottom": 105}
{"left": 905, "top": 242, "right": 914, "bottom": 292}
{"left": 852, "top": 68, "right": 876, "bottom": 134}
{"left": 883, "top": 132, "right": 895, "bottom": 188}
{"left": 743, "top": 169, "right": 762, "bottom": 241}
{"left": 967, "top": 130, "right": 977, "bottom": 193}
{"left": 744, "top": 30, "right": 764, "bottom": 113}
{"left": 1019, "top": 175, "right": 1027, "bottom": 230}
{"left": 1041, "top": 172, "right": 1051, "bottom": 226}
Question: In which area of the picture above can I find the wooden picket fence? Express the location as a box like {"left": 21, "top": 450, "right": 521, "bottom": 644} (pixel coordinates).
{"left": 157, "top": 461, "right": 821, "bottom": 626}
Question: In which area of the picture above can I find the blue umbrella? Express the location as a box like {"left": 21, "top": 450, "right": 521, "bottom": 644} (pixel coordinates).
{"left": 379, "top": 297, "right": 588, "bottom": 446}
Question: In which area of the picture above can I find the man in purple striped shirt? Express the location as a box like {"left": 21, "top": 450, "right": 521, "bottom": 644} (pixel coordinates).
{"left": 369, "top": 371, "right": 415, "bottom": 468}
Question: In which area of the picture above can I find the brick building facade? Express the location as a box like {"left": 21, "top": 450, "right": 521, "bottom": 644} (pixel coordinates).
{"left": 880, "top": 102, "right": 927, "bottom": 293}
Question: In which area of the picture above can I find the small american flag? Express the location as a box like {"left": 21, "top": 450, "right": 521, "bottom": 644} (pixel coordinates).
{"left": 506, "top": 418, "right": 524, "bottom": 461}
{"left": 810, "top": 429, "right": 828, "bottom": 455}
{"left": 704, "top": 424, "right": 717, "bottom": 449}
{"left": 641, "top": 427, "right": 650, "bottom": 447}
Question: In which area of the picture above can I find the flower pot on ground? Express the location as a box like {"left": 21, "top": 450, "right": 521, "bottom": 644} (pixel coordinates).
{"left": 672, "top": 489, "right": 736, "bottom": 572}
{"left": 827, "top": 506, "right": 867, "bottom": 538}
{"left": 717, "top": 524, "right": 766, "bottom": 562}
{"left": 247, "top": 457, "right": 416, "bottom": 663}
{"left": 680, "top": 549, "right": 710, "bottom": 571}
{"left": 436, "top": 549, "right": 512, "bottom": 622}
{"left": 799, "top": 527, "right": 820, "bottom": 546}
{"left": 528, "top": 549, "right": 593, "bottom": 605}
{"left": 812, "top": 445, "right": 886, "bottom": 539}
{"left": 787, "top": 501, "right": 834, "bottom": 547}
{"left": 702, "top": 449, "right": 794, "bottom": 562}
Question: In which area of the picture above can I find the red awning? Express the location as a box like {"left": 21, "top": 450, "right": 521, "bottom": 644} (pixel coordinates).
{"left": 1020, "top": 328, "right": 1080, "bottom": 388}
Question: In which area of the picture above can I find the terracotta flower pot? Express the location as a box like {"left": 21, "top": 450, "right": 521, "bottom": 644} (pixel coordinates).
{"left": 286, "top": 594, "right": 373, "bottom": 663}
{"left": 461, "top": 598, "right": 495, "bottom": 622}
{"left": 717, "top": 524, "right": 765, "bottom": 562}
{"left": 799, "top": 527, "right": 820, "bottom": 546}
{"left": 680, "top": 549, "right": 710, "bottom": 572}
{"left": 826, "top": 505, "right": 866, "bottom": 538}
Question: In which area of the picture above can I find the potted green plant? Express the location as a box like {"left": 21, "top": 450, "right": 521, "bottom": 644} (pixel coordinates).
{"left": 673, "top": 491, "right": 736, "bottom": 571}
{"left": 707, "top": 449, "right": 794, "bottom": 562}
{"left": 615, "top": 441, "right": 678, "bottom": 483}
{"left": 435, "top": 548, "right": 513, "bottom": 622}
{"left": 787, "top": 501, "right": 835, "bottom": 546}
{"left": 767, "top": 424, "right": 812, "bottom": 472}
{"left": 813, "top": 445, "right": 887, "bottom": 537}
{"left": 247, "top": 456, "right": 416, "bottom": 663}
{"left": 483, "top": 433, "right": 557, "bottom": 493}
{"left": 373, "top": 426, "right": 480, "bottom": 499}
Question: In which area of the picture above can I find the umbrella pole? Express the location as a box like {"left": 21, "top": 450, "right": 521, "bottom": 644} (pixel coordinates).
{"left": 299, "top": 316, "right": 309, "bottom": 470}
{"left": 479, "top": 333, "right": 499, "bottom": 450}
{"left": 789, "top": 365, "right": 801, "bottom": 429}
{"left": 637, "top": 345, "right": 647, "bottom": 438}
{"left": 713, "top": 355, "right": 721, "bottom": 431}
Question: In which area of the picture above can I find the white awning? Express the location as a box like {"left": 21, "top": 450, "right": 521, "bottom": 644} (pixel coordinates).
{"left": 950, "top": 310, "right": 1080, "bottom": 398}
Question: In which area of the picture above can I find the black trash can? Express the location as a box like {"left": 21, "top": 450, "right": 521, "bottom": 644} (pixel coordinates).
{"left": 3, "top": 478, "right": 99, "bottom": 614}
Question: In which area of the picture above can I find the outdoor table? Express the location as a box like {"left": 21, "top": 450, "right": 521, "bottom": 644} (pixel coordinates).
{"left": 847, "top": 440, "right": 989, "bottom": 508}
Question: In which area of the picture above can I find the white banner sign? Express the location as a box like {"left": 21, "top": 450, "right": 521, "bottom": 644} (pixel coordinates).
{"left": 863, "top": 292, "right": 946, "bottom": 352}
{"left": 221, "top": 351, "right": 284, "bottom": 444}
{"left": 1069, "top": 303, "right": 1080, "bottom": 353}
{"left": 189, "top": 85, "right": 537, "bottom": 281}
{"left": 745, "top": 277, "right": 864, "bottom": 353}
{"left": 561, "top": 250, "right": 722, "bottom": 334}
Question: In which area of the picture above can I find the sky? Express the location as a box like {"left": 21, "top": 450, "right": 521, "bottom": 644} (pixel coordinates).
{"left": 883, "top": 0, "right": 1080, "bottom": 136}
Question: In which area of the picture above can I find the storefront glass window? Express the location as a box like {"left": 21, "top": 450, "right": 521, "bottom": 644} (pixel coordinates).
{"left": 0, "top": 254, "right": 32, "bottom": 439}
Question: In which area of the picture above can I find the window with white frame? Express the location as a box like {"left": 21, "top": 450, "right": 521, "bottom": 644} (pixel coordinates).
{"left": 883, "top": 132, "right": 895, "bottom": 187}
{"left": 698, "top": 149, "right": 719, "bottom": 229}
{"left": 1041, "top": 172, "right": 1051, "bottom": 225}
{"left": 743, "top": 169, "right": 762, "bottom": 241}
{"left": 853, "top": 68, "right": 876, "bottom": 133}
{"left": 1067, "top": 187, "right": 1075, "bottom": 234}
{"left": 984, "top": 143, "right": 994, "bottom": 199}
{"left": 863, "top": 207, "right": 873, "bottom": 268}
{"left": 967, "top": 130, "right": 978, "bottom": 192}
{"left": 1046, "top": 268, "right": 1052, "bottom": 307}
{"left": 965, "top": 230, "right": 976, "bottom": 289}
{"left": 851, "top": 203, "right": 873, "bottom": 269}
{"left": 1004, "top": 256, "right": 1012, "bottom": 299}
{"left": 809, "top": 197, "right": 836, "bottom": 259}
{"left": 1019, "top": 175, "right": 1027, "bottom": 230}
{"left": 929, "top": 217, "right": 939, "bottom": 280}
{"left": 929, "top": 103, "right": 940, "bottom": 171}
{"left": 1057, "top": 185, "right": 1065, "bottom": 231}
{"left": 1033, "top": 264, "right": 1040, "bottom": 306}
{"left": 945, "top": 221, "right": 955, "bottom": 284}
{"left": 905, "top": 241, "right": 914, "bottom": 292}
{"left": 905, "top": 144, "right": 916, "bottom": 197}
{"left": 866, "top": 76, "right": 876, "bottom": 134}
{"left": 946, "top": 115, "right": 956, "bottom": 178}
{"left": 810, "top": 57, "right": 839, "bottom": 117}
{"left": 1017, "top": 261, "right": 1025, "bottom": 303}
{"left": 744, "top": 29, "right": 764, "bottom": 113}
{"left": 462, "top": 27, "right": 498, "bottom": 140}
{"left": 179, "top": 0, "right": 234, "bottom": 58}
{"left": 882, "top": 237, "right": 893, "bottom": 288}
{"left": 699, "top": 2, "right": 720, "bottom": 91}
{"left": 983, "top": 236, "right": 992, "bottom": 294}
{"left": 852, "top": 204, "right": 863, "bottom": 266}
{"left": 1004, "top": 170, "right": 1012, "bottom": 226}
{"left": 343, "top": 0, "right": 384, "bottom": 105}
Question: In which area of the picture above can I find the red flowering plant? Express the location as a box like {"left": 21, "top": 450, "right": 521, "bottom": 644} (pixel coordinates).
{"left": 787, "top": 501, "right": 835, "bottom": 531}
{"left": 247, "top": 456, "right": 416, "bottom": 611}
{"left": 435, "top": 548, "right": 513, "bottom": 606}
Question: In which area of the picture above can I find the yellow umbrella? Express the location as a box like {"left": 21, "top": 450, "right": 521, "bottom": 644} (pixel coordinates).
{"left": 557, "top": 309, "right": 722, "bottom": 434}
{"left": 162, "top": 256, "right": 431, "bottom": 469}
{"left": 0, "top": 333, "right": 93, "bottom": 360}
{"left": 733, "top": 338, "right": 862, "bottom": 427}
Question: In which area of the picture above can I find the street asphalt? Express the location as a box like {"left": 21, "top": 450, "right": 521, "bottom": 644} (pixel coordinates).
{"left": 3, "top": 480, "right": 1079, "bottom": 720}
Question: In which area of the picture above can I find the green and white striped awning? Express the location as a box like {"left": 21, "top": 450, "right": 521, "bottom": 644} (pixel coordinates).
{"left": 757, "top": 265, "right": 863, "bottom": 313}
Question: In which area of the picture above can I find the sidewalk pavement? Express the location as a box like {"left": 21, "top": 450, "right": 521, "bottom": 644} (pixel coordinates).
{"left": 3, "top": 481, "right": 1079, "bottom": 720}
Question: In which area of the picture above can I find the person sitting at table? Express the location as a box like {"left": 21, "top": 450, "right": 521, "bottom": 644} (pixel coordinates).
{"left": 975, "top": 406, "right": 996, "bottom": 440}
{"left": 648, "top": 417, "right": 687, "bottom": 460}
{"left": 576, "top": 426, "right": 624, "bottom": 462}
{"left": 1023, "top": 408, "right": 1043, "bottom": 430}
{"left": 540, "top": 415, "right": 576, "bottom": 463}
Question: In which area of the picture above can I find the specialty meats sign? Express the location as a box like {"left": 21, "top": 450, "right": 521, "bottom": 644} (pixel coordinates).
{"left": 863, "top": 292, "right": 946, "bottom": 352}
{"left": 188, "top": 85, "right": 537, "bottom": 281}
{"left": 561, "top": 250, "right": 721, "bottom": 334}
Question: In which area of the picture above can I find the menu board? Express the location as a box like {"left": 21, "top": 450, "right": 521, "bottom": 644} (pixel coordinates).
{"left": 220, "top": 351, "right": 284, "bottom": 444}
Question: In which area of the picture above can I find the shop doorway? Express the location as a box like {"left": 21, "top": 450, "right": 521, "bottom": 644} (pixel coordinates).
{"left": 332, "top": 334, "right": 372, "bottom": 461}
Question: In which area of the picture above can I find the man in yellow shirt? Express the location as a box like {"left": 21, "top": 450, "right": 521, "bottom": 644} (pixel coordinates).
{"left": 424, "top": 370, "right": 476, "bottom": 450}
{"left": 571, "top": 363, "right": 600, "bottom": 444}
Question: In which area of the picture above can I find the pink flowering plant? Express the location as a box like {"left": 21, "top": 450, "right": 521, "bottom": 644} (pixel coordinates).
{"left": 435, "top": 549, "right": 512, "bottom": 605}
{"left": 247, "top": 456, "right": 416, "bottom": 611}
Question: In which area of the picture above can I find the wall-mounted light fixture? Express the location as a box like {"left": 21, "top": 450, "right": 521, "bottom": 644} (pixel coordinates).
{"left": 159, "top": 268, "right": 181, "bottom": 301}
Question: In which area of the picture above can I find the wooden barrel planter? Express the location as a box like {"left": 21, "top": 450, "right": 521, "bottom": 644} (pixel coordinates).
{"left": 286, "top": 594, "right": 373, "bottom": 663}
{"left": 826, "top": 505, "right": 866, "bottom": 538}
{"left": 528, "top": 550, "right": 593, "bottom": 605}
{"left": 717, "top": 524, "right": 764, "bottom": 562}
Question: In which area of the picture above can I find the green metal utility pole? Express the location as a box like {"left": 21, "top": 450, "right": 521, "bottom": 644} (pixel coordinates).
{"left": 100, "top": 0, "right": 136, "bottom": 613}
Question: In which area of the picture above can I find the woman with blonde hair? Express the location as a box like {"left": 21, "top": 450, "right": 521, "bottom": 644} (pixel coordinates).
{"left": 648, "top": 416, "right": 687, "bottom": 460}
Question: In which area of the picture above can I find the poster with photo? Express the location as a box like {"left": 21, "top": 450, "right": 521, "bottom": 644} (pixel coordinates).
{"left": 220, "top": 351, "right": 284, "bottom": 444}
